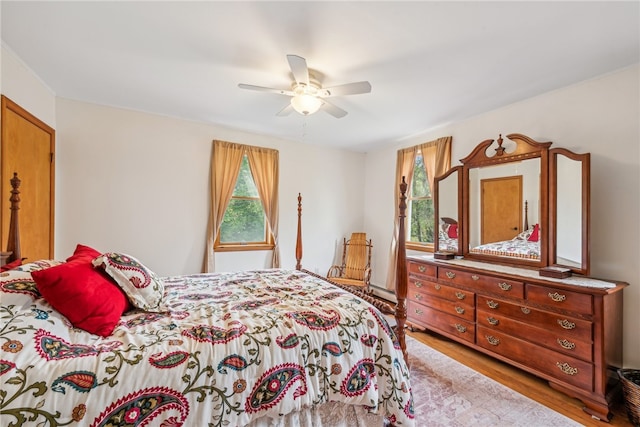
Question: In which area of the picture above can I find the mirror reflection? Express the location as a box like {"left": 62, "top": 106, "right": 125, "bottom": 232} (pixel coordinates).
{"left": 437, "top": 169, "right": 459, "bottom": 253}
{"left": 468, "top": 158, "right": 541, "bottom": 261}
{"left": 555, "top": 155, "right": 583, "bottom": 269}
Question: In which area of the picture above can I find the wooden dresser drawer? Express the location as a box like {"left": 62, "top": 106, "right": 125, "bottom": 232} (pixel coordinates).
{"left": 410, "top": 277, "right": 474, "bottom": 305}
{"left": 477, "top": 326, "right": 593, "bottom": 390}
{"left": 526, "top": 284, "right": 593, "bottom": 315}
{"left": 476, "top": 295, "right": 592, "bottom": 342}
{"left": 437, "top": 267, "right": 524, "bottom": 299}
{"left": 476, "top": 312, "right": 592, "bottom": 361}
{"left": 408, "top": 290, "right": 475, "bottom": 321}
{"left": 408, "top": 301, "right": 475, "bottom": 344}
{"left": 408, "top": 260, "right": 436, "bottom": 278}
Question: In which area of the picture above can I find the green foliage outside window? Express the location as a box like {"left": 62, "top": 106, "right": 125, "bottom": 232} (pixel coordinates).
{"left": 219, "top": 156, "right": 267, "bottom": 243}
{"left": 409, "top": 155, "right": 434, "bottom": 244}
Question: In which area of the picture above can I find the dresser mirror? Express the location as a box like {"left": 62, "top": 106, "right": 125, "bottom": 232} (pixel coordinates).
{"left": 549, "top": 148, "right": 590, "bottom": 275}
{"left": 434, "top": 166, "right": 462, "bottom": 254}
{"left": 436, "top": 133, "right": 592, "bottom": 273}
{"left": 459, "top": 133, "right": 550, "bottom": 269}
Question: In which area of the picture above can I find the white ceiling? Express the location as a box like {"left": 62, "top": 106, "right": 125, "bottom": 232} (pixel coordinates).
{"left": 2, "top": 1, "right": 638, "bottom": 152}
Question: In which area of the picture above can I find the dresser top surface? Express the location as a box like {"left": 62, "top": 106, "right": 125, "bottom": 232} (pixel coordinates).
{"left": 408, "top": 255, "right": 622, "bottom": 290}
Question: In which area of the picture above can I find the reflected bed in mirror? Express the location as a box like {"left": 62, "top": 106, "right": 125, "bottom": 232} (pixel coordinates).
{"left": 434, "top": 165, "right": 462, "bottom": 255}
{"left": 438, "top": 217, "right": 458, "bottom": 252}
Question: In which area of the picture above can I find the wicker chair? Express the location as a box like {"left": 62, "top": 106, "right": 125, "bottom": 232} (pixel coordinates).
{"left": 327, "top": 232, "right": 372, "bottom": 292}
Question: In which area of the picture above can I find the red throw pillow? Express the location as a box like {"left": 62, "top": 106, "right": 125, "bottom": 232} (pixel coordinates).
{"left": 32, "top": 261, "right": 131, "bottom": 336}
{"left": 66, "top": 244, "right": 101, "bottom": 263}
{"left": 527, "top": 224, "right": 540, "bottom": 242}
{"left": 447, "top": 224, "right": 458, "bottom": 239}
{"left": 1, "top": 258, "right": 22, "bottom": 272}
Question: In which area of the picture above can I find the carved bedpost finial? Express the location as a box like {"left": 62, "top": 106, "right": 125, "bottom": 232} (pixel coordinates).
{"left": 396, "top": 176, "right": 409, "bottom": 366}
{"left": 295, "top": 193, "right": 302, "bottom": 270}
{"left": 495, "top": 134, "right": 506, "bottom": 156}
{"left": 6, "top": 172, "right": 22, "bottom": 263}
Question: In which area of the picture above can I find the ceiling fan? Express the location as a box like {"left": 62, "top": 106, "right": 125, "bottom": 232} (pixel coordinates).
{"left": 238, "top": 54, "right": 372, "bottom": 118}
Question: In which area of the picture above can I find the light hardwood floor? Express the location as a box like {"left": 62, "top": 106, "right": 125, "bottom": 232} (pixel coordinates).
{"left": 407, "top": 329, "right": 633, "bottom": 427}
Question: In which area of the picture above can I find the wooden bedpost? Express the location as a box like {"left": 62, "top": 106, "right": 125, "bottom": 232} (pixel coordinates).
{"left": 295, "top": 193, "right": 302, "bottom": 270}
{"left": 396, "top": 176, "right": 409, "bottom": 364}
{"left": 6, "top": 173, "right": 21, "bottom": 263}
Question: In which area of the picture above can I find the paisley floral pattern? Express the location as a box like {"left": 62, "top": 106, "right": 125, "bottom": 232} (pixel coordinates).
{"left": 92, "top": 252, "right": 167, "bottom": 312}
{"left": 0, "top": 268, "right": 413, "bottom": 426}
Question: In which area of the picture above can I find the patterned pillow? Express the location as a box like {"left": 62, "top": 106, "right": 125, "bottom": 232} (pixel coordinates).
{"left": 513, "top": 227, "right": 534, "bottom": 241}
{"left": 93, "top": 253, "right": 167, "bottom": 312}
{"left": 0, "top": 260, "right": 64, "bottom": 308}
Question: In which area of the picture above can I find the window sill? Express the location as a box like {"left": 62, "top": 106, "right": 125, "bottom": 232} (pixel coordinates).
{"left": 405, "top": 242, "right": 434, "bottom": 253}
{"left": 214, "top": 244, "right": 275, "bottom": 253}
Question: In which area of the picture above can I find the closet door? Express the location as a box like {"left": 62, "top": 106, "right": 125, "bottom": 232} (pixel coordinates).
{"left": 1, "top": 95, "right": 55, "bottom": 262}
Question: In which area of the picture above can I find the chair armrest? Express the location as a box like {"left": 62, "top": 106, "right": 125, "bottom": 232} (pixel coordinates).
{"left": 327, "top": 265, "right": 343, "bottom": 278}
{"left": 364, "top": 267, "right": 372, "bottom": 285}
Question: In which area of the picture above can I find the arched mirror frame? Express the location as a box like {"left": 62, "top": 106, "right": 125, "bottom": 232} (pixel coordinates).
{"left": 460, "top": 133, "right": 551, "bottom": 269}
{"left": 434, "top": 165, "right": 463, "bottom": 255}
{"left": 549, "top": 148, "right": 590, "bottom": 275}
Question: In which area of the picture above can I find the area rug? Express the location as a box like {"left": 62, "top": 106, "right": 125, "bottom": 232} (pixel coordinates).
{"left": 406, "top": 335, "right": 582, "bottom": 426}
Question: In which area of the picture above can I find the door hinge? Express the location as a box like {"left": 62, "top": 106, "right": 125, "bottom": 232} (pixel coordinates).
{"left": 50, "top": 153, "right": 54, "bottom": 163}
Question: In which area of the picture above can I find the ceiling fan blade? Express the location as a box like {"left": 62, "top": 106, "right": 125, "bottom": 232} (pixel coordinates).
{"left": 286, "top": 54, "right": 309, "bottom": 86}
{"left": 276, "top": 104, "right": 294, "bottom": 117}
{"left": 320, "top": 100, "right": 348, "bottom": 118}
{"left": 319, "top": 81, "right": 372, "bottom": 97}
{"left": 238, "top": 84, "right": 293, "bottom": 96}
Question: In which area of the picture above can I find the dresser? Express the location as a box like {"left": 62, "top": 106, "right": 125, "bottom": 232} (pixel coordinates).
{"left": 407, "top": 255, "right": 627, "bottom": 422}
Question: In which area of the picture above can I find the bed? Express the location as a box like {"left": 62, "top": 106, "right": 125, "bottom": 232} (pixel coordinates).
{"left": 0, "top": 174, "right": 414, "bottom": 426}
{"left": 438, "top": 217, "right": 458, "bottom": 252}
{"left": 469, "top": 201, "right": 540, "bottom": 260}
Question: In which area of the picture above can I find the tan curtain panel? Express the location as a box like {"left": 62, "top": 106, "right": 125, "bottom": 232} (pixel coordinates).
{"left": 246, "top": 146, "right": 280, "bottom": 268}
{"left": 386, "top": 136, "right": 452, "bottom": 291}
{"left": 204, "top": 140, "right": 245, "bottom": 272}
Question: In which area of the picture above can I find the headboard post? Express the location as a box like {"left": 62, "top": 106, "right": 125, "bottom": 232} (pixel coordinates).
{"left": 295, "top": 193, "right": 302, "bottom": 270}
{"left": 6, "top": 173, "right": 21, "bottom": 263}
{"left": 395, "top": 176, "right": 409, "bottom": 365}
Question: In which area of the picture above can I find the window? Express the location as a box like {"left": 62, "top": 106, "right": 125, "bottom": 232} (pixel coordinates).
{"left": 216, "top": 155, "right": 272, "bottom": 250}
{"left": 406, "top": 152, "right": 434, "bottom": 251}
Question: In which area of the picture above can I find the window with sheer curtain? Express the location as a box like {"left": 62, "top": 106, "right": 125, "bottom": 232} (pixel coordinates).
{"left": 204, "top": 140, "right": 279, "bottom": 272}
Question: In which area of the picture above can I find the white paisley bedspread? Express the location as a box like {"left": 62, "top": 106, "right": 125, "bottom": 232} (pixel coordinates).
{"left": 0, "top": 263, "right": 414, "bottom": 426}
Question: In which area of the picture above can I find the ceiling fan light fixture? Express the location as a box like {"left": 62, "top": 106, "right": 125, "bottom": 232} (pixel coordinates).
{"left": 290, "top": 94, "right": 322, "bottom": 116}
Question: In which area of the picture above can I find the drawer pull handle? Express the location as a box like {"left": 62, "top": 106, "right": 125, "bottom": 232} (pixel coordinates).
{"left": 557, "top": 319, "right": 576, "bottom": 330}
{"left": 455, "top": 324, "right": 467, "bottom": 333}
{"left": 418, "top": 265, "right": 426, "bottom": 273}
{"left": 548, "top": 292, "right": 566, "bottom": 302}
{"left": 487, "top": 317, "right": 499, "bottom": 326}
{"left": 434, "top": 284, "right": 441, "bottom": 290}
{"left": 415, "top": 294, "right": 423, "bottom": 301}
{"left": 498, "top": 282, "right": 512, "bottom": 291}
{"left": 455, "top": 306, "right": 465, "bottom": 315}
{"left": 521, "top": 307, "right": 531, "bottom": 314}
{"left": 486, "top": 300, "right": 499, "bottom": 309}
{"left": 471, "top": 275, "right": 480, "bottom": 281}
{"left": 414, "top": 309, "right": 423, "bottom": 315}
{"left": 485, "top": 335, "right": 500, "bottom": 346}
{"left": 556, "top": 362, "right": 578, "bottom": 376}
{"left": 557, "top": 339, "right": 576, "bottom": 350}
{"left": 414, "top": 281, "right": 423, "bottom": 288}
{"left": 455, "top": 292, "right": 466, "bottom": 300}
{"left": 445, "top": 271, "right": 456, "bottom": 279}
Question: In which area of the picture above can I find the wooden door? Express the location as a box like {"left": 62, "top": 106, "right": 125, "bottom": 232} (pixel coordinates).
{"left": 1, "top": 95, "right": 55, "bottom": 262}
{"left": 481, "top": 176, "right": 522, "bottom": 244}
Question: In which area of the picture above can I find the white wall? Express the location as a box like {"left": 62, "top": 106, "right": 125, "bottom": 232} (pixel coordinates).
{"left": 364, "top": 65, "right": 640, "bottom": 368}
{"left": 54, "top": 99, "right": 366, "bottom": 277}
{"left": 0, "top": 45, "right": 55, "bottom": 127}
